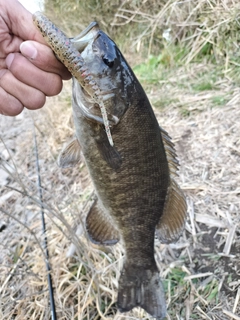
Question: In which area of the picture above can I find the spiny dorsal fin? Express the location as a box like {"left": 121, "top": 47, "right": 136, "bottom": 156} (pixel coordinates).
{"left": 86, "top": 199, "right": 120, "bottom": 245}
{"left": 160, "top": 126, "right": 179, "bottom": 178}
{"left": 57, "top": 138, "right": 81, "bottom": 168}
{"left": 156, "top": 178, "right": 187, "bottom": 243}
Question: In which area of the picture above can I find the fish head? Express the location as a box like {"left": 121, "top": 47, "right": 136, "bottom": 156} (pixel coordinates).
{"left": 71, "top": 23, "right": 137, "bottom": 123}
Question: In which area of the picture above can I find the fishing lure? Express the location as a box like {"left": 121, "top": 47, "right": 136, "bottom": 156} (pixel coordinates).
{"left": 33, "top": 12, "right": 114, "bottom": 146}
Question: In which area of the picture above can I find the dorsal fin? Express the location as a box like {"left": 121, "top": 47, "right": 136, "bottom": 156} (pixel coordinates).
{"left": 57, "top": 138, "right": 81, "bottom": 168}
{"left": 156, "top": 178, "right": 187, "bottom": 243}
{"left": 160, "top": 126, "right": 179, "bottom": 178}
{"left": 156, "top": 127, "right": 187, "bottom": 243}
{"left": 86, "top": 198, "right": 120, "bottom": 245}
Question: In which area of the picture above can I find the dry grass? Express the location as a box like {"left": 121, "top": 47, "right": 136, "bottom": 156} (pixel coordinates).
{"left": 1, "top": 70, "right": 240, "bottom": 319}
{"left": 1, "top": 1, "right": 240, "bottom": 319}
{"left": 111, "top": 0, "right": 240, "bottom": 61}
{"left": 45, "top": 0, "right": 240, "bottom": 62}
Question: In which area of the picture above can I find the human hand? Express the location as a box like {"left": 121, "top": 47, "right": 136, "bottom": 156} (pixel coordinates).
{"left": 0, "top": 0, "right": 71, "bottom": 116}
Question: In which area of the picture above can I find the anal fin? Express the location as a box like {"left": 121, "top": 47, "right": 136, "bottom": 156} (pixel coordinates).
{"left": 86, "top": 199, "right": 120, "bottom": 245}
{"left": 156, "top": 178, "right": 187, "bottom": 243}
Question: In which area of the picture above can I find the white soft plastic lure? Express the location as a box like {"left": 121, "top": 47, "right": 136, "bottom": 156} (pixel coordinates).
{"left": 33, "top": 12, "right": 113, "bottom": 146}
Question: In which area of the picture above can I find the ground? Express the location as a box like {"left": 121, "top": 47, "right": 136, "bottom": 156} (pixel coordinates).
{"left": 0, "top": 60, "right": 240, "bottom": 320}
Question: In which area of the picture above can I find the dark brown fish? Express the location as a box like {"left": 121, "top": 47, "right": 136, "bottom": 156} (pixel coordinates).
{"left": 33, "top": 12, "right": 187, "bottom": 319}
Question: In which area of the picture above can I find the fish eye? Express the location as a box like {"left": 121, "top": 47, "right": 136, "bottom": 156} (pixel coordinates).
{"left": 102, "top": 55, "right": 114, "bottom": 68}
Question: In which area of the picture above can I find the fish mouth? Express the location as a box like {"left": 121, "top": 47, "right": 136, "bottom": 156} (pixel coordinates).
{"left": 71, "top": 21, "right": 99, "bottom": 52}
{"left": 71, "top": 22, "right": 119, "bottom": 140}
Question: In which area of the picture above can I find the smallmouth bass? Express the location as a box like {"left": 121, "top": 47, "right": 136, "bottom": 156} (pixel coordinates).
{"left": 33, "top": 12, "right": 187, "bottom": 319}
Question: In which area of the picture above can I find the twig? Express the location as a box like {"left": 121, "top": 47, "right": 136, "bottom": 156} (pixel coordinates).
{"left": 222, "top": 309, "right": 240, "bottom": 320}
{"left": 0, "top": 238, "right": 29, "bottom": 295}
{"left": 0, "top": 208, "right": 45, "bottom": 257}
{"left": 184, "top": 272, "right": 213, "bottom": 281}
{"left": 233, "top": 288, "right": 240, "bottom": 314}
{"left": 223, "top": 224, "right": 236, "bottom": 255}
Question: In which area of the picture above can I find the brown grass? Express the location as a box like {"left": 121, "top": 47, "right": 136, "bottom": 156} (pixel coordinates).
{"left": 1, "top": 69, "right": 240, "bottom": 318}
{"left": 45, "top": 0, "right": 240, "bottom": 62}
{"left": 111, "top": 0, "right": 240, "bottom": 61}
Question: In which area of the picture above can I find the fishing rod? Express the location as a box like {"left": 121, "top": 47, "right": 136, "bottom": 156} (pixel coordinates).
{"left": 33, "top": 123, "right": 57, "bottom": 320}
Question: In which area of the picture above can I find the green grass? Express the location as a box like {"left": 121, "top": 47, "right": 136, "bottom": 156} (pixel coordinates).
{"left": 192, "top": 81, "right": 215, "bottom": 91}
{"left": 152, "top": 98, "right": 180, "bottom": 109}
{"left": 164, "top": 267, "right": 221, "bottom": 318}
{"left": 200, "top": 278, "right": 219, "bottom": 303}
{"left": 211, "top": 96, "right": 229, "bottom": 106}
{"left": 133, "top": 55, "right": 166, "bottom": 84}
{"left": 180, "top": 108, "right": 191, "bottom": 117}
{"left": 163, "top": 267, "right": 188, "bottom": 294}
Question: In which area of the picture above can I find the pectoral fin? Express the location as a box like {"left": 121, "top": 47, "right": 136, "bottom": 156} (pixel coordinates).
{"left": 58, "top": 138, "right": 81, "bottom": 168}
{"left": 86, "top": 199, "right": 120, "bottom": 245}
{"left": 156, "top": 178, "right": 187, "bottom": 243}
{"left": 96, "top": 126, "right": 122, "bottom": 170}
{"left": 96, "top": 140, "right": 122, "bottom": 170}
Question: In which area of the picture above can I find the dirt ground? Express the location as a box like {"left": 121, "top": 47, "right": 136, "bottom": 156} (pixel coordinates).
{"left": 0, "top": 65, "right": 240, "bottom": 319}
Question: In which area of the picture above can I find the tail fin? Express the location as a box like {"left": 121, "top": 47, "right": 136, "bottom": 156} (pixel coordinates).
{"left": 117, "top": 265, "right": 166, "bottom": 319}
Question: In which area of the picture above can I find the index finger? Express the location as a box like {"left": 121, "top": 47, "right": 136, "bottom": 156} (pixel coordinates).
{"left": 5, "top": 0, "right": 71, "bottom": 79}
{"left": 5, "top": 0, "right": 48, "bottom": 44}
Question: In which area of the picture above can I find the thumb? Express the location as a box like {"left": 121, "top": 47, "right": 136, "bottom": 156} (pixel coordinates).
{"left": 20, "top": 41, "right": 71, "bottom": 80}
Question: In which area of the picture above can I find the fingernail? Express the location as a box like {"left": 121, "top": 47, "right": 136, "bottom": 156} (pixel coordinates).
{"left": 6, "top": 53, "right": 14, "bottom": 68}
{"left": 20, "top": 41, "right": 38, "bottom": 59}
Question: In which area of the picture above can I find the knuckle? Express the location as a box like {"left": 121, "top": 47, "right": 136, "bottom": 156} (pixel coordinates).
{"left": 33, "top": 92, "right": 46, "bottom": 109}
{"left": 0, "top": 69, "right": 11, "bottom": 84}
{"left": 45, "top": 75, "right": 63, "bottom": 96}
{"left": 7, "top": 54, "right": 23, "bottom": 73}
{"left": 25, "top": 91, "right": 46, "bottom": 110}
{"left": 0, "top": 89, "right": 24, "bottom": 116}
{"left": 5, "top": 104, "right": 24, "bottom": 116}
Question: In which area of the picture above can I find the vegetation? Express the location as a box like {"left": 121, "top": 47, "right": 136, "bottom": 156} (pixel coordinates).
{"left": 1, "top": 1, "right": 240, "bottom": 319}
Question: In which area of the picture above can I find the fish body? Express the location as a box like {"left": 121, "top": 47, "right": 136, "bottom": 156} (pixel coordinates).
{"left": 33, "top": 12, "right": 187, "bottom": 319}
